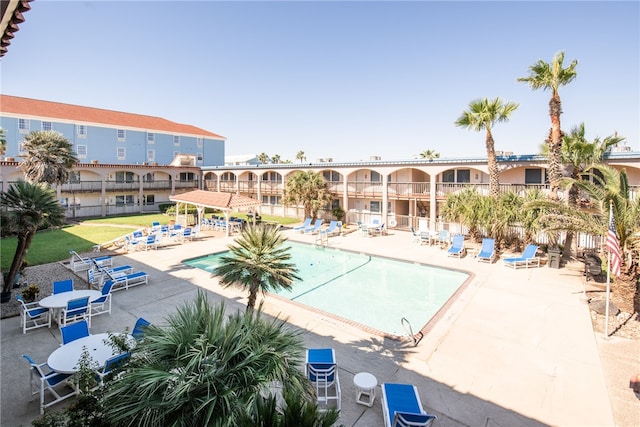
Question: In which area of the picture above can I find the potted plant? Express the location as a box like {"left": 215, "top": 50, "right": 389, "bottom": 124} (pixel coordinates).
{"left": 332, "top": 207, "right": 345, "bottom": 223}
{"left": 21, "top": 284, "right": 40, "bottom": 303}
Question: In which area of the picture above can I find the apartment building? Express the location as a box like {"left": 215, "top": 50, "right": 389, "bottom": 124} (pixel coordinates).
{"left": 0, "top": 95, "right": 224, "bottom": 217}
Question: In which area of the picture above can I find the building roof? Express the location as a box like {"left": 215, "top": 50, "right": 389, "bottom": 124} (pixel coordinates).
{"left": 0, "top": 94, "right": 226, "bottom": 140}
{"left": 0, "top": 0, "right": 32, "bottom": 57}
{"left": 170, "top": 190, "right": 261, "bottom": 211}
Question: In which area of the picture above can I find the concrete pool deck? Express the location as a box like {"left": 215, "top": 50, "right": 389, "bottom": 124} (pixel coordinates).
{"left": 1, "top": 226, "right": 639, "bottom": 426}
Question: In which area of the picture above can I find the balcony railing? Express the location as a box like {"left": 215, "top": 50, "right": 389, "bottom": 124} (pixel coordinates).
{"left": 174, "top": 180, "right": 198, "bottom": 189}
{"left": 59, "top": 181, "right": 103, "bottom": 192}
{"left": 143, "top": 180, "right": 172, "bottom": 190}
{"left": 105, "top": 181, "right": 140, "bottom": 191}
{"left": 346, "top": 181, "right": 383, "bottom": 197}
{"left": 387, "top": 182, "right": 431, "bottom": 198}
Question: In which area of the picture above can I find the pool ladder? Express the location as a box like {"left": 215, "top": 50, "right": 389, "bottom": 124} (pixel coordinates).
{"left": 401, "top": 317, "right": 423, "bottom": 347}
{"left": 315, "top": 232, "right": 328, "bottom": 246}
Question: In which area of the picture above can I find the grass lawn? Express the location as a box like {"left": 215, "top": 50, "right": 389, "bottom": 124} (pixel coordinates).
{"left": 1, "top": 212, "right": 299, "bottom": 270}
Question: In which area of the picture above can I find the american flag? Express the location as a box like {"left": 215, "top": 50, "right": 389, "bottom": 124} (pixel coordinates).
{"left": 606, "top": 209, "right": 622, "bottom": 277}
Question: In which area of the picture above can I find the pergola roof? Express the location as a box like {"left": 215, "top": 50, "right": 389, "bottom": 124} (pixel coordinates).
{"left": 170, "top": 190, "right": 261, "bottom": 211}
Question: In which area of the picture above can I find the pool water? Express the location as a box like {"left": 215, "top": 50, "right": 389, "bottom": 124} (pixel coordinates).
{"left": 184, "top": 242, "right": 469, "bottom": 336}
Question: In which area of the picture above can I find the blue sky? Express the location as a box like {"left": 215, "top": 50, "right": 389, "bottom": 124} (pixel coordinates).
{"left": 1, "top": 1, "right": 638, "bottom": 162}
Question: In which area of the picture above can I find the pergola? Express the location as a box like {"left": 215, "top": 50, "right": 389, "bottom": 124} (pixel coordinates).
{"left": 169, "top": 190, "right": 262, "bottom": 237}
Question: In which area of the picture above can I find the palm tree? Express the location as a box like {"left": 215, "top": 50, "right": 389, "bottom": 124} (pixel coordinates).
{"left": 455, "top": 97, "right": 519, "bottom": 198}
{"left": 102, "top": 292, "right": 312, "bottom": 425}
{"left": 19, "top": 130, "right": 78, "bottom": 185}
{"left": 258, "top": 152, "right": 270, "bottom": 164}
{"left": 296, "top": 150, "right": 306, "bottom": 163}
{"left": 271, "top": 154, "right": 281, "bottom": 164}
{"left": 1, "top": 181, "right": 66, "bottom": 294}
{"left": 419, "top": 149, "right": 440, "bottom": 160}
{"left": 518, "top": 51, "right": 578, "bottom": 200}
{"left": 282, "top": 170, "right": 331, "bottom": 219}
{"left": 214, "top": 223, "right": 301, "bottom": 311}
{"left": 0, "top": 127, "right": 6, "bottom": 158}
{"left": 550, "top": 124, "right": 624, "bottom": 258}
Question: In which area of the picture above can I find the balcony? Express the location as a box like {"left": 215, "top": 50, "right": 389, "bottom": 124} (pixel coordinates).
{"left": 174, "top": 179, "right": 198, "bottom": 189}
{"left": 60, "top": 181, "right": 102, "bottom": 192}
{"left": 346, "top": 181, "right": 383, "bottom": 197}
{"left": 105, "top": 180, "right": 140, "bottom": 191}
{"left": 142, "top": 180, "right": 172, "bottom": 191}
{"left": 387, "top": 182, "right": 430, "bottom": 199}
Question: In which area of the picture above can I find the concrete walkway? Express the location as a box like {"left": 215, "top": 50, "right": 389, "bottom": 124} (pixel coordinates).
{"left": 1, "top": 226, "right": 638, "bottom": 426}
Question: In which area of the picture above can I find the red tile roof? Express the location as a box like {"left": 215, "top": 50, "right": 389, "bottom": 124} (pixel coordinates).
{"left": 0, "top": 94, "right": 225, "bottom": 139}
{"left": 170, "top": 190, "right": 261, "bottom": 210}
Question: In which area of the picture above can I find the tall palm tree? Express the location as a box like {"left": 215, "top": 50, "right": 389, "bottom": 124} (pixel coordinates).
{"left": 1, "top": 181, "right": 66, "bottom": 294}
{"left": 518, "top": 51, "right": 578, "bottom": 200}
{"left": 258, "top": 152, "right": 270, "bottom": 164}
{"left": 102, "top": 292, "right": 311, "bottom": 426}
{"left": 550, "top": 124, "right": 624, "bottom": 258}
{"left": 455, "top": 97, "right": 519, "bottom": 198}
{"left": 271, "top": 154, "right": 281, "bottom": 164}
{"left": 19, "top": 130, "right": 78, "bottom": 185}
{"left": 419, "top": 149, "right": 440, "bottom": 160}
{"left": 214, "top": 223, "right": 301, "bottom": 311}
{"left": 282, "top": 170, "right": 331, "bottom": 219}
{"left": 296, "top": 150, "right": 306, "bottom": 163}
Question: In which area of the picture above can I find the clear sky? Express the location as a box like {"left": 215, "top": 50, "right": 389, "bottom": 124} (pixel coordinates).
{"left": 1, "top": 1, "right": 638, "bottom": 163}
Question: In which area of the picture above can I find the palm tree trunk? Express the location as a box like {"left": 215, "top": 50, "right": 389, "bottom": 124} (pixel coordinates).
{"left": 547, "top": 94, "right": 564, "bottom": 200}
{"left": 485, "top": 129, "right": 500, "bottom": 198}
{"left": 4, "top": 231, "right": 34, "bottom": 293}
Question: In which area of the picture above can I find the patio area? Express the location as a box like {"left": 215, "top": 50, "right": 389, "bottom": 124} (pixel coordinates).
{"left": 1, "top": 225, "right": 638, "bottom": 426}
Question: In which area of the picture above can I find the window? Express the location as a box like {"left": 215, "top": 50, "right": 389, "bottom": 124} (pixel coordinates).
{"left": 115, "top": 195, "right": 135, "bottom": 206}
{"left": 331, "top": 199, "right": 340, "bottom": 210}
{"left": 117, "top": 147, "right": 126, "bottom": 160}
{"left": 77, "top": 125, "right": 87, "bottom": 138}
{"left": 179, "top": 172, "right": 195, "bottom": 182}
{"left": 370, "top": 171, "right": 382, "bottom": 182}
{"left": 143, "top": 173, "right": 154, "bottom": 182}
{"left": 147, "top": 132, "right": 155, "bottom": 144}
{"left": 147, "top": 149, "right": 155, "bottom": 162}
{"left": 76, "top": 145, "right": 88, "bottom": 159}
{"left": 173, "top": 136, "right": 180, "bottom": 146}
{"left": 143, "top": 194, "right": 155, "bottom": 206}
{"left": 442, "top": 170, "right": 455, "bottom": 183}
{"left": 42, "top": 121, "right": 52, "bottom": 131}
{"left": 370, "top": 201, "right": 381, "bottom": 213}
{"left": 221, "top": 172, "right": 235, "bottom": 181}
{"left": 456, "top": 169, "right": 470, "bottom": 183}
{"left": 197, "top": 153, "right": 203, "bottom": 162}
{"left": 196, "top": 137, "right": 203, "bottom": 148}
{"left": 262, "top": 195, "right": 280, "bottom": 205}
{"left": 115, "top": 172, "right": 136, "bottom": 183}
{"left": 18, "top": 118, "right": 29, "bottom": 133}
{"left": 117, "top": 129, "right": 126, "bottom": 141}
{"left": 525, "top": 168, "right": 543, "bottom": 184}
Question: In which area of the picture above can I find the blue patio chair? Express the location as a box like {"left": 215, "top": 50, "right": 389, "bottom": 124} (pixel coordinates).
{"left": 22, "top": 354, "right": 77, "bottom": 414}
{"left": 52, "top": 279, "right": 74, "bottom": 294}
{"left": 60, "top": 319, "right": 90, "bottom": 344}
{"left": 91, "top": 280, "right": 115, "bottom": 317}
{"left": 132, "top": 317, "right": 151, "bottom": 340}
{"left": 319, "top": 220, "right": 340, "bottom": 237}
{"left": 381, "top": 383, "right": 437, "bottom": 427}
{"left": 294, "top": 217, "right": 313, "bottom": 232}
{"left": 438, "top": 229, "right": 451, "bottom": 248}
{"left": 17, "top": 295, "right": 50, "bottom": 334}
{"left": 447, "top": 234, "right": 466, "bottom": 258}
{"left": 503, "top": 244, "right": 540, "bottom": 269}
{"left": 60, "top": 296, "right": 90, "bottom": 328}
{"left": 477, "top": 238, "right": 496, "bottom": 263}
{"left": 306, "top": 348, "right": 341, "bottom": 411}
{"left": 96, "top": 352, "right": 131, "bottom": 386}
{"left": 410, "top": 226, "right": 421, "bottom": 243}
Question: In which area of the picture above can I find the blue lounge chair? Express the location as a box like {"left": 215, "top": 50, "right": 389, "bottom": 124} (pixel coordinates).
{"left": 447, "top": 234, "right": 466, "bottom": 258}
{"left": 293, "top": 218, "right": 312, "bottom": 232}
{"left": 381, "top": 383, "right": 437, "bottom": 427}
{"left": 477, "top": 238, "right": 496, "bottom": 263}
{"left": 105, "top": 270, "right": 149, "bottom": 291}
{"left": 69, "top": 250, "right": 112, "bottom": 272}
{"left": 132, "top": 317, "right": 151, "bottom": 340}
{"left": 304, "top": 219, "right": 323, "bottom": 234}
{"left": 319, "top": 220, "right": 340, "bottom": 237}
{"left": 503, "top": 244, "right": 540, "bottom": 269}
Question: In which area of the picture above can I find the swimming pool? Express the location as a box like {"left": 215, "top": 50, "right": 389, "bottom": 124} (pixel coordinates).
{"left": 184, "top": 242, "right": 469, "bottom": 337}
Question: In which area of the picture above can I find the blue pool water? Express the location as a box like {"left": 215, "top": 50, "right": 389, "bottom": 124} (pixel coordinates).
{"left": 184, "top": 242, "right": 469, "bottom": 336}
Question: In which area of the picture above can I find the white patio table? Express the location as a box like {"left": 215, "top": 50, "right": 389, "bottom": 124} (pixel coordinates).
{"left": 39, "top": 290, "right": 101, "bottom": 325}
{"left": 47, "top": 333, "right": 134, "bottom": 374}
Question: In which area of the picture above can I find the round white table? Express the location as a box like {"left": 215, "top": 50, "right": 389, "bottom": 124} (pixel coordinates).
{"left": 353, "top": 372, "right": 378, "bottom": 407}
{"left": 39, "top": 290, "right": 102, "bottom": 309}
{"left": 47, "top": 333, "right": 133, "bottom": 374}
